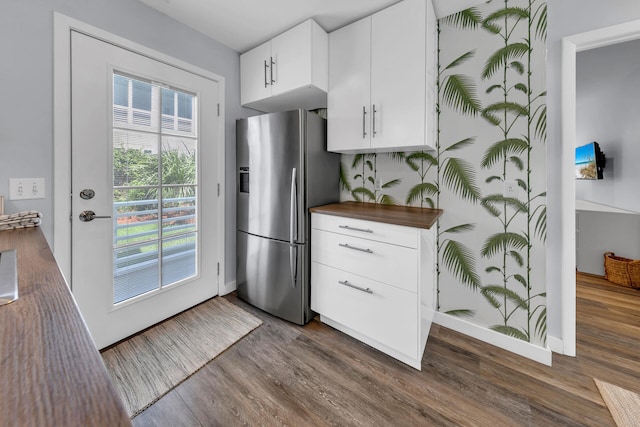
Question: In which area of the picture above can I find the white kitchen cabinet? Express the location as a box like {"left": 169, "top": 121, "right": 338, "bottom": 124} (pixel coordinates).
{"left": 310, "top": 202, "right": 441, "bottom": 370}
{"left": 327, "top": 0, "right": 437, "bottom": 153}
{"left": 326, "top": 18, "right": 371, "bottom": 152}
{"left": 240, "top": 19, "right": 328, "bottom": 113}
{"left": 240, "top": 41, "right": 272, "bottom": 107}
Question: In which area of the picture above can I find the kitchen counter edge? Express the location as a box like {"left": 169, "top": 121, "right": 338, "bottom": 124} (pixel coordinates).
{"left": 0, "top": 227, "right": 131, "bottom": 426}
{"left": 310, "top": 201, "right": 442, "bottom": 229}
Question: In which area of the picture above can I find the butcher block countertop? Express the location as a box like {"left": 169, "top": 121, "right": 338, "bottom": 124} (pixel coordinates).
{"left": 310, "top": 201, "right": 443, "bottom": 229}
{"left": 0, "top": 228, "right": 131, "bottom": 426}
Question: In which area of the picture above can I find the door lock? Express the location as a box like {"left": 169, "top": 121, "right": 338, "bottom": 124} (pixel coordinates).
{"left": 79, "top": 189, "right": 95, "bottom": 200}
{"left": 79, "top": 210, "right": 111, "bottom": 222}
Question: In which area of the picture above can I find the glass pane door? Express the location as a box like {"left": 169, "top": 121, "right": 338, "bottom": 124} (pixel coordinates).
{"left": 112, "top": 73, "right": 198, "bottom": 304}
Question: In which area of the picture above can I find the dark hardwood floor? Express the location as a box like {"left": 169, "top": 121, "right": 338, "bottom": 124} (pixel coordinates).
{"left": 133, "top": 273, "right": 640, "bottom": 426}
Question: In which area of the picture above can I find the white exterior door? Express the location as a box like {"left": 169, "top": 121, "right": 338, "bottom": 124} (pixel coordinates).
{"left": 70, "top": 31, "right": 221, "bottom": 349}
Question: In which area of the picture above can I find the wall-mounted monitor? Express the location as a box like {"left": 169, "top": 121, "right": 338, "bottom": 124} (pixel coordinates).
{"left": 575, "top": 141, "right": 606, "bottom": 180}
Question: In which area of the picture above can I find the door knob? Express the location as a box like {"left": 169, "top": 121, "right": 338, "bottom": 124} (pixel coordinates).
{"left": 79, "top": 210, "right": 112, "bottom": 222}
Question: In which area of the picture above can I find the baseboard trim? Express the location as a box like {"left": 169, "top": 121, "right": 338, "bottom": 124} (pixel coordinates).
{"left": 433, "top": 312, "right": 552, "bottom": 366}
{"left": 220, "top": 280, "right": 236, "bottom": 296}
{"left": 547, "top": 335, "right": 565, "bottom": 354}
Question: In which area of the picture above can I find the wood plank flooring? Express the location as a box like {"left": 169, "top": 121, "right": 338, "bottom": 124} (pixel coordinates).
{"left": 133, "top": 273, "right": 640, "bottom": 426}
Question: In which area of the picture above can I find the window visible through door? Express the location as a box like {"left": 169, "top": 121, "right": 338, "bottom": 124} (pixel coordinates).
{"left": 112, "top": 72, "right": 199, "bottom": 304}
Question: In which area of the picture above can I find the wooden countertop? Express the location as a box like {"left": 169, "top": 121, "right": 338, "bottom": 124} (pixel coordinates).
{"left": 310, "top": 201, "right": 443, "bottom": 229}
{"left": 0, "top": 228, "right": 131, "bottom": 426}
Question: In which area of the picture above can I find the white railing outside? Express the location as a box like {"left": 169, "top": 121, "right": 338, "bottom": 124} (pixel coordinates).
{"left": 112, "top": 196, "right": 196, "bottom": 303}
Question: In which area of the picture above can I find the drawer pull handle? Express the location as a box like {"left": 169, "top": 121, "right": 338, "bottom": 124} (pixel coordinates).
{"left": 339, "top": 243, "right": 373, "bottom": 254}
{"left": 339, "top": 280, "right": 373, "bottom": 294}
{"left": 339, "top": 225, "right": 373, "bottom": 233}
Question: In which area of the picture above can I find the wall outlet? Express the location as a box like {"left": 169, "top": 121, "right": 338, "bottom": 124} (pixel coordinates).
{"left": 374, "top": 178, "right": 382, "bottom": 191}
{"left": 503, "top": 180, "right": 518, "bottom": 198}
{"left": 9, "top": 178, "right": 46, "bottom": 200}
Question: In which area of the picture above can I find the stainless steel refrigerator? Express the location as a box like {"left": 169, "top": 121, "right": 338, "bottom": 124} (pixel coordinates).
{"left": 236, "top": 110, "right": 340, "bottom": 325}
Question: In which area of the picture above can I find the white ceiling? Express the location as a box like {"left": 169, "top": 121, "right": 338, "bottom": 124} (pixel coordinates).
{"left": 138, "top": 0, "right": 487, "bottom": 53}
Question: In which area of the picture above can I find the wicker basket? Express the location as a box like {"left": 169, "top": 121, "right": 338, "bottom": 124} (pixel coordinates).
{"left": 603, "top": 252, "right": 640, "bottom": 288}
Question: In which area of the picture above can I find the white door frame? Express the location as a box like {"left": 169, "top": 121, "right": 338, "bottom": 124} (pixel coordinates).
{"left": 53, "top": 13, "right": 225, "bottom": 292}
{"left": 559, "top": 19, "right": 640, "bottom": 356}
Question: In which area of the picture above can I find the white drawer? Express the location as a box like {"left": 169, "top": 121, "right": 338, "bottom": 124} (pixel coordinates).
{"left": 312, "top": 229, "right": 417, "bottom": 293}
{"left": 311, "top": 262, "right": 418, "bottom": 359}
{"left": 312, "top": 213, "right": 418, "bottom": 249}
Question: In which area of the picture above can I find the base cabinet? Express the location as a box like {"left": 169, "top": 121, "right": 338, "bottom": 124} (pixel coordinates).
{"left": 310, "top": 212, "right": 436, "bottom": 370}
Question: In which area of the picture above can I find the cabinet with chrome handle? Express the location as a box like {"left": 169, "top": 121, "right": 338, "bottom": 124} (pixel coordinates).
{"left": 338, "top": 224, "right": 373, "bottom": 233}
{"left": 240, "top": 19, "right": 328, "bottom": 112}
{"left": 310, "top": 210, "right": 437, "bottom": 370}
{"left": 313, "top": 228, "right": 417, "bottom": 292}
{"left": 338, "top": 243, "right": 373, "bottom": 254}
{"left": 327, "top": 0, "right": 436, "bottom": 153}
{"left": 360, "top": 105, "right": 378, "bottom": 140}
{"left": 338, "top": 280, "right": 373, "bottom": 294}
{"left": 263, "top": 57, "right": 276, "bottom": 88}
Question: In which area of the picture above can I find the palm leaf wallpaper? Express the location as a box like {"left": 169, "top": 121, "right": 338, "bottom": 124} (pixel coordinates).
{"left": 339, "top": 0, "right": 547, "bottom": 347}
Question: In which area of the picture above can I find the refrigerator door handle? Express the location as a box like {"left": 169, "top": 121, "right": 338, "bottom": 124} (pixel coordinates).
{"left": 289, "top": 167, "right": 298, "bottom": 288}
{"left": 290, "top": 168, "right": 297, "bottom": 244}
{"left": 289, "top": 245, "right": 297, "bottom": 288}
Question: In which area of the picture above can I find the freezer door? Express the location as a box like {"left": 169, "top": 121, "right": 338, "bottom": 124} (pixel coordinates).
{"left": 237, "top": 110, "right": 302, "bottom": 242}
{"left": 236, "top": 231, "right": 310, "bottom": 325}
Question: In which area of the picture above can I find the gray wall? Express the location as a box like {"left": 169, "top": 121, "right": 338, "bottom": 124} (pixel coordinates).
{"left": 547, "top": 0, "right": 640, "bottom": 339}
{"left": 576, "top": 40, "right": 640, "bottom": 213}
{"left": 0, "top": 0, "right": 251, "bottom": 286}
{"left": 576, "top": 210, "right": 640, "bottom": 275}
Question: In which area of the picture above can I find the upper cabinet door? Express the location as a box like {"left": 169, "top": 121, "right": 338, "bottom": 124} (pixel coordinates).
{"left": 370, "top": 0, "right": 426, "bottom": 151}
{"left": 327, "top": 17, "right": 372, "bottom": 153}
{"left": 327, "top": 0, "right": 436, "bottom": 154}
{"left": 240, "top": 41, "right": 272, "bottom": 106}
{"left": 240, "top": 20, "right": 329, "bottom": 113}
{"left": 271, "top": 22, "right": 309, "bottom": 97}
{"left": 271, "top": 20, "right": 328, "bottom": 97}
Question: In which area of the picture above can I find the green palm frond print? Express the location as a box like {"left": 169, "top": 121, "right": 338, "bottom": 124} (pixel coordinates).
{"left": 339, "top": 0, "right": 547, "bottom": 346}
{"left": 442, "top": 239, "right": 481, "bottom": 289}
{"left": 477, "top": 0, "right": 547, "bottom": 344}
{"left": 442, "top": 74, "right": 482, "bottom": 115}
{"left": 442, "top": 8, "right": 483, "bottom": 29}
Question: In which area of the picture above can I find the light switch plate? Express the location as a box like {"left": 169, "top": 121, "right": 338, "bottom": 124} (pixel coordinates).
{"left": 503, "top": 180, "right": 519, "bottom": 198}
{"left": 9, "top": 178, "right": 46, "bottom": 200}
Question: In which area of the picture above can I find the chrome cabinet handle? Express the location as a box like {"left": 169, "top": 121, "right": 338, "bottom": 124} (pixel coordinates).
{"left": 264, "top": 60, "right": 269, "bottom": 88}
{"left": 79, "top": 210, "right": 111, "bottom": 222}
{"left": 339, "top": 243, "right": 373, "bottom": 254}
{"left": 270, "top": 57, "right": 276, "bottom": 84}
{"left": 372, "top": 104, "right": 377, "bottom": 137}
{"left": 339, "top": 225, "right": 373, "bottom": 233}
{"left": 362, "top": 105, "right": 367, "bottom": 139}
{"left": 339, "top": 280, "right": 373, "bottom": 294}
{"left": 362, "top": 106, "right": 367, "bottom": 139}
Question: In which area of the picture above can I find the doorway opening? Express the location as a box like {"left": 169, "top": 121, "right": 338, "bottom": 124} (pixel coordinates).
{"left": 561, "top": 18, "right": 640, "bottom": 356}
